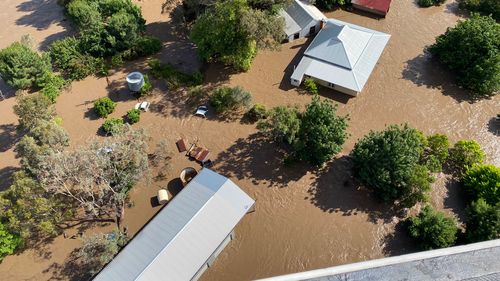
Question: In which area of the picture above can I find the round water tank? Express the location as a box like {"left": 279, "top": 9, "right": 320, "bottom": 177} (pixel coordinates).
{"left": 126, "top": 72, "right": 144, "bottom": 92}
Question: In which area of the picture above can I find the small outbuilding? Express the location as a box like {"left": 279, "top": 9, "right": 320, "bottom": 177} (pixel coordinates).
{"left": 279, "top": 0, "right": 326, "bottom": 42}
{"left": 290, "top": 19, "right": 390, "bottom": 96}
{"left": 351, "top": 0, "right": 392, "bottom": 17}
{"left": 93, "top": 168, "right": 255, "bottom": 281}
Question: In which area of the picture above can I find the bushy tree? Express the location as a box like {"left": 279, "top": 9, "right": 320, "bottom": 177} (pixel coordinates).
{"left": 421, "top": 134, "right": 449, "bottom": 172}
{"left": 418, "top": 0, "right": 446, "bottom": 7}
{"left": 352, "top": 124, "right": 432, "bottom": 205}
{"left": 126, "top": 109, "right": 141, "bottom": 124}
{"left": 13, "top": 93, "right": 55, "bottom": 130}
{"left": 407, "top": 206, "right": 458, "bottom": 250}
{"left": 428, "top": 15, "right": 499, "bottom": 97}
{"left": 465, "top": 199, "right": 500, "bottom": 242}
{"left": 449, "top": 140, "right": 485, "bottom": 176}
{"left": 245, "top": 103, "right": 268, "bottom": 122}
{"left": 49, "top": 37, "right": 100, "bottom": 80}
{"left": 102, "top": 118, "right": 125, "bottom": 135}
{"left": 191, "top": 0, "right": 284, "bottom": 71}
{"left": 257, "top": 105, "right": 301, "bottom": 145}
{"left": 295, "top": 96, "right": 348, "bottom": 166}
{"left": 463, "top": 164, "right": 500, "bottom": 205}
{"left": 209, "top": 86, "right": 252, "bottom": 114}
{"left": 248, "top": 0, "right": 292, "bottom": 12}
{"left": 314, "top": 0, "right": 346, "bottom": 10}
{"left": 303, "top": 78, "right": 318, "bottom": 94}
{"left": 94, "top": 97, "right": 116, "bottom": 118}
{"left": 0, "top": 222, "right": 21, "bottom": 262}
{"left": 459, "top": 0, "right": 499, "bottom": 21}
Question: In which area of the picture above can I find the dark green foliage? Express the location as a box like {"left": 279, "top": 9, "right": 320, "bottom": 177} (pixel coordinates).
{"left": 94, "top": 97, "right": 117, "bottom": 118}
{"left": 13, "top": 93, "right": 55, "bottom": 130}
{"left": 459, "top": 0, "right": 499, "bottom": 21}
{"left": 37, "top": 73, "right": 67, "bottom": 102}
{"left": 126, "top": 109, "right": 141, "bottom": 124}
{"left": 352, "top": 124, "right": 432, "bottom": 205}
{"left": 191, "top": 0, "right": 284, "bottom": 71}
{"left": 295, "top": 96, "right": 348, "bottom": 166}
{"left": 465, "top": 199, "right": 500, "bottom": 242}
{"left": 186, "top": 86, "right": 207, "bottom": 107}
{"left": 209, "top": 86, "right": 252, "bottom": 114}
{"left": 248, "top": 0, "right": 292, "bottom": 12}
{"left": 303, "top": 78, "right": 319, "bottom": 94}
{"left": 257, "top": 105, "right": 301, "bottom": 145}
{"left": 449, "top": 140, "right": 485, "bottom": 176}
{"left": 139, "top": 74, "right": 153, "bottom": 96}
{"left": 0, "top": 39, "right": 53, "bottom": 89}
{"left": 48, "top": 37, "right": 100, "bottom": 80}
{"left": 245, "top": 103, "right": 268, "bottom": 122}
{"left": 463, "top": 164, "right": 500, "bottom": 205}
{"left": 418, "top": 0, "right": 446, "bottom": 7}
{"left": 314, "top": 0, "right": 346, "bottom": 10}
{"left": 421, "top": 134, "right": 449, "bottom": 172}
{"left": 407, "top": 205, "right": 458, "bottom": 250}
{"left": 0, "top": 222, "right": 21, "bottom": 262}
{"left": 102, "top": 118, "right": 124, "bottom": 135}
{"left": 122, "top": 36, "right": 162, "bottom": 60}
{"left": 149, "top": 59, "right": 202, "bottom": 88}
{"left": 428, "top": 15, "right": 500, "bottom": 96}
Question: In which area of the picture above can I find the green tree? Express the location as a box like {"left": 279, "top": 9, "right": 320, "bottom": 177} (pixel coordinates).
{"left": 449, "top": 140, "right": 485, "bottom": 176}
{"left": 126, "top": 109, "right": 141, "bottom": 124}
{"left": 102, "top": 118, "right": 125, "bottom": 135}
{"left": 314, "top": 0, "right": 346, "bottom": 10}
{"left": 352, "top": 124, "right": 432, "bottom": 205}
{"left": 49, "top": 37, "right": 99, "bottom": 80}
{"left": 94, "top": 97, "right": 117, "bottom": 118}
{"left": 463, "top": 164, "right": 500, "bottom": 205}
{"left": 0, "top": 222, "right": 21, "bottom": 262}
{"left": 407, "top": 206, "right": 458, "bottom": 250}
{"left": 465, "top": 199, "right": 500, "bottom": 242}
{"left": 13, "top": 93, "right": 55, "bottom": 130}
{"left": 295, "top": 96, "right": 348, "bottom": 166}
{"left": 209, "top": 86, "right": 252, "bottom": 114}
{"left": 257, "top": 105, "right": 301, "bottom": 145}
{"left": 459, "top": 0, "right": 499, "bottom": 21}
{"left": 418, "top": 0, "right": 446, "bottom": 7}
{"left": 421, "top": 134, "right": 449, "bottom": 172}
{"left": 245, "top": 103, "right": 268, "bottom": 122}
{"left": 428, "top": 14, "right": 499, "bottom": 97}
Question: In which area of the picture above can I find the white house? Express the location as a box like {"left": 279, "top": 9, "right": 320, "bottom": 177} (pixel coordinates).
{"left": 290, "top": 19, "right": 390, "bottom": 96}
{"left": 279, "top": 0, "right": 326, "bottom": 42}
{"left": 93, "top": 169, "right": 255, "bottom": 281}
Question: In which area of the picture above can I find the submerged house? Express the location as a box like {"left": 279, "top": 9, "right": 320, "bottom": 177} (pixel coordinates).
{"left": 93, "top": 169, "right": 255, "bottom": 281}
{"left": 290, "top": 19, "right": 390, "bottom": 96}
{"left": 279, "top": 0, "right": 325, "bottom": 42}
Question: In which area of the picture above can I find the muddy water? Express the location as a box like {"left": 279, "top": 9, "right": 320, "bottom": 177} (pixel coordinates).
{"left": 0, "top": 0, "right": 499, "bottom": 280}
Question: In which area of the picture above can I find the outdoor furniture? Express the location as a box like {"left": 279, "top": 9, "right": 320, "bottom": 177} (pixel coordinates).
{"left": 157, "top": 189, "right": 169, "bottom": 205}
{"left": 195, "top": 105, "right": 208, "bottom": 118}
{"left": 188, "top": 146, "right": 210, "bottom": 163}
{"left": 176, "top": 139, "right": 188, "bottom": 153}
{"left": 135, "top": 101, "right": 150, "bottom": 111}
{"left": 180, "top": 167, "right": 198, "bottom": 186}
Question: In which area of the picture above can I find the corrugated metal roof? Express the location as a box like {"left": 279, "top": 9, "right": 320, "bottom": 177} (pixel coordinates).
{"left": 292, "top": 18, "right": 390, "bottom": 92}
{"left": 93, "top": 169, "right": 255, "bottom": 281}
{"left": 351, "top": 0, "right": 392, "bottom": 14}
{"left": 279, "top": 0, "right": 325, "bottom": 36}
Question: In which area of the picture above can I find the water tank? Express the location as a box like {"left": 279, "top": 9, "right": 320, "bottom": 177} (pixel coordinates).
{"left": 126, "top": 72, "right": 144, "bottom": 92}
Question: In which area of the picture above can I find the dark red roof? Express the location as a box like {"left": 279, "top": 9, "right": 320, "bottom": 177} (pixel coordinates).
{"left": 351, "top": 0, "right": 392, "bottom": 14}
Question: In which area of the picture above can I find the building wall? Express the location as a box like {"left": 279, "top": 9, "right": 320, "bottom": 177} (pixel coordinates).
{"left": 191, "top": 231, "right": 235, "bottom": 281}
{"left": 300, "top": 75, "right": 359, "bottom": 96}
{"left": 286, "top": 20, "right": 321, "bottom": 42}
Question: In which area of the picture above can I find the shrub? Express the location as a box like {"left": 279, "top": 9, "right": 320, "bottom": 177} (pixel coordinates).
{"left": 421, "top": 134, "right": 449, "bottom": 172}
{"left": 449, "top": 140, "right": 485, "bottom": 176}
{"left": 186, "top": 86, "right": 207, "bottom": 107}
{"left": 418, "top": 0, "right": 446, "bottom": 7}
{"left": 13, "top": 93, "right": 55, "bottom": 130}
{"left": 257, "top": 105, "right": 301, "bottom": 145}
{"left": 352, "top": 124, "right": 432, "bottom": 206}
{"left": 149, "top": 59, "right": 203, "bottom": 87}
{"left": 303, "top": 78, "right": 319, "bottom": 94}
{"left": 48, "top": 37, "right": 99, "bottom": 80}
{"left": 245, "top": 103, "right": 268, "bottom": 122}
{"left": 126, "top": 109, "right": 141, "bottom": 124}
{"left": 463, "top": 164, "right": 500, "bottom": 205}
{"left": 407, "top": 206, "right": 458, "bottom": 250}
{"left": 94, "top": 97, "right": 116, "bottom": 118}
{"left": 314, "top": 0, "right": 347, "bottom": 10}
{"left": 428, "top": 15, "right": 499, "bottom": 97}
{"left": 102, "top": 118, "right": 124, "bottom": 135}
{"left": 139, "top": 74, "right": 153, "bottom": 96}
{"left": 0, "top": 38, "right": 53, "bottom": 89}
{"left": 459, "top": 0, "right": 499, "bottom": 21}
{"left": 0, "top": 222, "right": 21, "bottom": 262}
{"left": 465, "top": 199, "right": 500, "bottom": 242}
{"left": 295, "top": 96, "right": 348, "bottom": 166}
{"left": 37, "top": 73, "right": 66, "bottom": 102}
{"left": 123, "top": 36, "right": 162, "bottom": 60}
{"left": 111, "top": 54, "right": 123, "bottom": 66}
{"left": 209, "top": 86, "right": 252, "bottom": 114}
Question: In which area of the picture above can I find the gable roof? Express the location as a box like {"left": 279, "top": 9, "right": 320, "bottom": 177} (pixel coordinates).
{"left": 291, "top": 19, "right": 390, "bottom": 92}
{"left": 93, "top": 169, "right": 255, "bottom": 281}
{"left": 352, "top": 0, "right": 392, "bottom": 15}
{"left": 279, "top": 0, "right": 325, "bottom": 36}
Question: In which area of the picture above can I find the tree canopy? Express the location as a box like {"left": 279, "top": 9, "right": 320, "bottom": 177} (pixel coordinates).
{"left": 449, "top": 139, "right": 485, "bottom": 176}
{"left": 428, "top": 14, "right": 500, "bottom": 97}
{"left": 465, "top": 199, "right": 500, "bottom": 242}
{"left": 463, "top": 164, "right": 500, "bottom": 205}
{"left": 0, "top": 222, "right": 21, "bottom": 262}
{"left": 459, "top": 0, "right": 499, "bottom": 21}
{"left": 407, "top": 205, "right": 458, "bottom": 250}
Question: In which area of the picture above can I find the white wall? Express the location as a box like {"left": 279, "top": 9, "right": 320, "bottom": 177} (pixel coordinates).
{"left": 287, "top": 20, "right": 321, "bottom": 42}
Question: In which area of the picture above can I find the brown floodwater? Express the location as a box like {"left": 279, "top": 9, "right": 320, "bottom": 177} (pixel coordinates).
{"left": 0, "top": 0, "right": 498, "bottom": 280}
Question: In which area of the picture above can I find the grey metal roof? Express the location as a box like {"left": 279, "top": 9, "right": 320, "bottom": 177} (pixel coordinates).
{"left": 257, "top": 239, "right": 500, "bottom": 281}
{"left": 93, "top": 169, "right": 255, "bottom": 281}
{"left": 279, "top": 0, "right": 325, "bottom": 36}
{"left": 292, "top": 18, "right": 390, "bottom": 92}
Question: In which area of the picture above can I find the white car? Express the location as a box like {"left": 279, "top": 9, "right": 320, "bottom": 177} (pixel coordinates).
{"left": 195, "top": 105, "right": 208, "bottom": 118}
{"left": 134, "top": 101, "right": 150, "bottom": 111}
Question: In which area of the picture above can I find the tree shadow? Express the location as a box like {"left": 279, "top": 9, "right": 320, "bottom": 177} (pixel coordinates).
{"left": 0, "top": 123, "right": 22, "bottom": 152}
{"left": 45, "top": 247, "right": 94, "bottom": 281}
{"left": 0, "top": 79, "right": 16, "bottom": 100}
{"left": 443, "top": 178, "right": 467, "bottom": 222}
{"left": 401, "top": 53, "right": 478, "bottom": 103}
{"left": 214, "top": 132, "right": 310, "bottom": 188}
{"left": 307, "top": 156, "right": 401, "bottom": 224}
{"left": 0, "top": 166, "right": 20, "bottom": 191}
{"left": 444, "top": 1, "right": 468, "bottom": 17}
{"left": 380, "top": 220, "right": 418, "bottom": 256}
{"left": 487, "top": 117, "right": 499, "bottom": 136}
{"left": 83, "top": 107, "right": 100, "bottom": 121}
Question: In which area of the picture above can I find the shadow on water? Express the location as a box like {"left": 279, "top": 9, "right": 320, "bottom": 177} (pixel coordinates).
{"left": 380, "top": 220, "right": 418, "bottom": 256}
{"left": 45, "top": 248, "right": 94, "bottom": 281}
{"left": 214, "top": 132, "right": 310, "bottom": 188}
{"left": 443, "top": 178, "right": 467, "bottom": 222}
{"left": 401, "top": 52, "right": 481, "bottom": 103}
{"left": 487, "top": 117, "right": 500, "bottom": 136}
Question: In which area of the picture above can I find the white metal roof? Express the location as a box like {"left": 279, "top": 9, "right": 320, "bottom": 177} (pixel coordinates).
{"left": 291, "top": 18, "right": 390, "bottom": 92}
{"left": 93, "top": 169, "right": 255, "bottom": 281}
{"left": 279, "top": 0, "right": 325, "bottom": 36}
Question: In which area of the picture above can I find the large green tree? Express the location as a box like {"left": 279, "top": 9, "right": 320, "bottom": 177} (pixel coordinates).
{"left": 463, "top": 164, "right": 500, "bottom": 205}
{"left": 257, "top": 105, "right": 301, "bottom": 146}
{"left": 407, "top": 205, "right": 458, "bottom": 250}
{"left": 449, "top": 140, "right": 485, "bottom": 176}
{"left": 428, "top": 14, "right": 500, "bottom": 97}
{"left": 459, "top": 0, "right": 499, "bottom": 21}
{"left": 466, "top": 199, "right": 500, "bottom": 242}
{"left": 13, "top": 93, "right": 55, "bottom": 130}
{"left": 352, "top": 124, "right": 432, "bottom": 206}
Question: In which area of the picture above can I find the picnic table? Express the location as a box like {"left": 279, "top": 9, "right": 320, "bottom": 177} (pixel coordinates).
{"left": 189, "top": 146, "right": 210, "bottom": 162}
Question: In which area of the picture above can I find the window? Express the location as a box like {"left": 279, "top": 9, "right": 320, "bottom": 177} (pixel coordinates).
{"left": 294, "top": 33, "right": 299, "bottom": 39}
{"left": 328, "top": 83, "right": 335, "bottom": 88}
{"left": 309, "top": 26, "right": 316, "bottom": 35}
